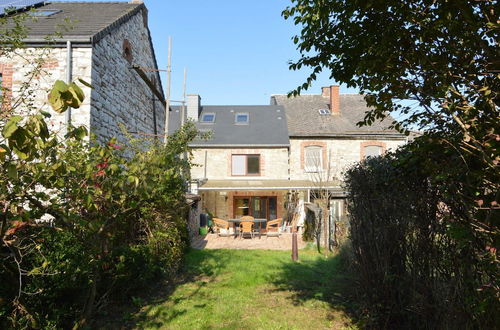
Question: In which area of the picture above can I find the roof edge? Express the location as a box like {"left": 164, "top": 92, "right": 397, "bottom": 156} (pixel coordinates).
{"left": 92, "top": 3, "right": 145, "bottom": 44}
{"left": 189, "top": 144, "right": 290, "bottom": 148}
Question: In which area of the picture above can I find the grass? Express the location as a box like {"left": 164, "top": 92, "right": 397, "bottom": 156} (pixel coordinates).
{"left": 131, "top": 248, "right": 359, "bottom": 329}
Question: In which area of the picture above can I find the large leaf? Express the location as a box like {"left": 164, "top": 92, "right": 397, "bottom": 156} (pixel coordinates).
{"left": 2, "top": 115, "right": 23, "bottom": 138}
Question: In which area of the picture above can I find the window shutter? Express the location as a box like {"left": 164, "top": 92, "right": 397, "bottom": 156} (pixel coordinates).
{"left": 305, "top": 146, "right": 322, "bottom": 172}
{"left": 364, "top": 145, "right": 382, "bottom": 158}
{"left": 232, "top": 155, "right": 246, "bottom": 175}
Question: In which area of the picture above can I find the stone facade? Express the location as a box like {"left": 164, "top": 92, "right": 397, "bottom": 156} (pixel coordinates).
{"left": 0, "top": 7, "right": 164, "bottom": 143}
{"left": 0, "top": 47, "right": 92, "bottom": 133}
{"left": 90, "top": 9, "right": 165, "bottom": 143}
{"left": 190, "top": 147, "right": 290, "bottom": 180}
{"left": 289, "top": 137, "right": 407, "bottom": 181}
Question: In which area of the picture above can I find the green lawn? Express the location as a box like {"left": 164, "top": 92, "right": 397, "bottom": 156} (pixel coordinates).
{"left": 131, "top": 248, "right": 358, "bottom": 329}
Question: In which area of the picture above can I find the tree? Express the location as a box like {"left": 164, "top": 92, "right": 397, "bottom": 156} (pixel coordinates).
{"left": 283, "top": 0, "right": 499, "bottom": 254}
{"left": 282, "top": 0, "right": 498, "bottom": 133}
{"left": 283, "top": 1, "right": 499, "bottom": 326}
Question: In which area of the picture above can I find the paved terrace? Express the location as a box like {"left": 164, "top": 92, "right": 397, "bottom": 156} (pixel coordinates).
{"left": 191, "top": 233, "right": 307, "bottom": 250}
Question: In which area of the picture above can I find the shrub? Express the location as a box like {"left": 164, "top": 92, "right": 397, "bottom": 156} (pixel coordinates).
{"left": 344, "top": 139, "right": 499, "bottom": 329}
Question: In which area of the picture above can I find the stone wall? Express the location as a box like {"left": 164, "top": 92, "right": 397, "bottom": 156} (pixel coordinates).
{"left": 90, "top": 8, "right": 165, "bottom": 143}
{"left": 190, "top": 147, "right": 290, "bottom": 180}
{"left": 289, "top": 137, "right": 407, "bottom": 181}
{"left": 0, "top": 47, "right": 93, "bottom": 134}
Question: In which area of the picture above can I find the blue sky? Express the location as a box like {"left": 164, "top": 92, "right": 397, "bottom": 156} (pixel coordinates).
{"left": 53, "top": 0, "right": 360, "bottom": 105}
{"left": 144, "top": 0, "right": 357, "bottom": 105}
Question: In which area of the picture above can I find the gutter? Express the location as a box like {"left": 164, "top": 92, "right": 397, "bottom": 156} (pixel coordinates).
{"left": 189, "top": 144, "right": 291, "bottom": 148}
{"left": 198, "top": 185, "right": 343, "bottom": 191}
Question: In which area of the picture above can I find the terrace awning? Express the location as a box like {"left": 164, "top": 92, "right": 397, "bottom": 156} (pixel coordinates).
{"left": 198, "top": 179, "right": 343, "bottom": 192}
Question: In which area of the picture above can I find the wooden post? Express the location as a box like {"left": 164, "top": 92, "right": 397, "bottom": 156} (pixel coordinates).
{"left": 292, "top": 226, "right": 298, "bottom": 261}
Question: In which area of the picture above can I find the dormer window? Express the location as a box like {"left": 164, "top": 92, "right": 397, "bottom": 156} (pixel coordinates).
{"left": 318, "top": 109, "right": 331, "bottom": 115}
{"left": 201, "top": 113, "right": 216, "bottom": 123}
{"left": 235, "top": 113, "right": 249, "bottom": 124}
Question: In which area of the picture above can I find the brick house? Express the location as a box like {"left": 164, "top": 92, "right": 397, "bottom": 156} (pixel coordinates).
{"left": 0, "top": 1, "right": 164, "bottom": 142}
{"left": 174, "top": 86, "right": 407, "bottom": 231}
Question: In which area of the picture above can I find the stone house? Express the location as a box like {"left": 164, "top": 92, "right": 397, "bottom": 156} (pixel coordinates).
{"left": 169, "top": 95, "right": 291, "bottom": 230}
{"left": 173, "top": 86, "right": 407, "bottom": 232}
{"left": 0, "top": 1, "right": 164, "bottom": 142}
{"left": 271, "top": 85, "right": 407, "bottom": 221}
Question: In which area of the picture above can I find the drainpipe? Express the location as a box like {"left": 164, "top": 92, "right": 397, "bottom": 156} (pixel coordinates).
{"left": 65, "top": 40, "right": 72, "bottom": 133}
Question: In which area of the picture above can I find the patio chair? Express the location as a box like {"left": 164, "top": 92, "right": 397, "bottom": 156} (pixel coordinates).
{"left": 213, "top": 218, "right": 231, "bottom": 237}
{"left": 266, "top": 218, "right": 283, "bottom": 238}
{"left": 239, "top": 220, "right": 254, "bottom": 239}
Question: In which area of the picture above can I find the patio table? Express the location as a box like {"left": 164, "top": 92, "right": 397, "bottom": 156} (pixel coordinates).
{"left": 228, "top": 218, "right": 267, "bottom": 238}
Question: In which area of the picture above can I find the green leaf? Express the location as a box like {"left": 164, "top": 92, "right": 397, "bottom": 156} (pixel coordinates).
{"left": 7, "top": 164, "right": 17, "bottom": 180}
{"left": 2, "top": 116, "right": 22, "bottom": 138}
{"left": 39, "top": 110, "right": 52, "bottom": 118}
{"left": 78, "top": 78, "right": 94, "bottom": 89}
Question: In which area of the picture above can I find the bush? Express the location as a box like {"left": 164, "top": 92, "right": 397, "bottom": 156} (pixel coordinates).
{"left": 1, "top": 108, "right": 197, "bottom": 328}
{"left": 344, "top": 138, "right": 499, "bottom": 329}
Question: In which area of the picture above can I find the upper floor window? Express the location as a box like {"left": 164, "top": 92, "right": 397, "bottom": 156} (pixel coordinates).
{"left": 363, "top": 145, "right": 383, "bottom": 159}
{"left": 235, "top": 112, "right": 249, "bottom": 124}
{"left": 201, "top": 112, "right": 216, "bottom": 123}
{"left": 304, "top": 146, "right": 322, "bottom": 172}
{"left": 232, "top": 154, "right": 260, "bottom": 176}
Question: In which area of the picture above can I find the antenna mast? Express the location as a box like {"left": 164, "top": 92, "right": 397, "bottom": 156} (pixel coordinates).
{"left": 163, "top": 36, "right": 172, "bottom": 144}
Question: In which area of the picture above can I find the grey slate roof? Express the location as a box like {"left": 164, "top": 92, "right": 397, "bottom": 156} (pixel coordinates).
{"left": 169, "top": 105, "right": 290, "bottom": 147}
{"left": 3, "top": 2, "right": 144, "bottom": 44}
{"left": 271, "top": 94, "right": 403, "bottom": 137}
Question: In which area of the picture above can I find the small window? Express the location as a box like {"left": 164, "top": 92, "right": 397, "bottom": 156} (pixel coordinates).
{"left": 232, "top": 154, "right": 260, "bottom": 176}
{"left": 0, "top": 73, "right": 3, "bottom": 98}
{"left": 122, "top": 39, "right": 133, "bottom": 63}
{"left": 305, "top": 146, "right": 322, "bottom": 172}
{"left": 29, "top": 10, "right": 61, "bottom": 17}
{"left": 318, "top": 109, "right": 331, "bottom": 115}
{"left": 364, "top": 145, "right": 383, "bottom": 159}
{"left": 235, "top": 113, "right": 249, "bottom": 124}
{"left": 201, "top": 113, "right": 216, "bottom": 123}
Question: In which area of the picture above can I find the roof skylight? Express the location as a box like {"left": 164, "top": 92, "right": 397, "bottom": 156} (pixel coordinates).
{"left": 200, "top": 113, "right": 215, "bottom": 123}
{"left": 235, "top": 113, "right": 249, "bottom": 124}
{"left": 318, "top": 109, "right": 331, "bottom": 115}
{"left": 29, "top": 9, "right": 61, "bottom": 17}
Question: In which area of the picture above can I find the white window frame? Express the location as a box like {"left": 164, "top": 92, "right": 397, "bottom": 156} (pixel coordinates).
{"left": 231, "top": 154, "right": 260, "bottom": 176}
{"left": 200, "top": 112, "right": 216, "bottom": 123}
{"left": 234, "top": 112, "right": 249, "bottom": 125}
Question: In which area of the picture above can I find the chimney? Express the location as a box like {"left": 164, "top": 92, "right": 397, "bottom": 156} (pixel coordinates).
{"left": 187, "top": 94, "right": 201, "bottom": 121}
{"left": 330, "top": 85, "right": 340, "bottom": 115}
{"left": 321, "top": 86, "right": 330, "bottom": 97}
{"left": 129, "top": 0, "right": 143, "bottom": 3}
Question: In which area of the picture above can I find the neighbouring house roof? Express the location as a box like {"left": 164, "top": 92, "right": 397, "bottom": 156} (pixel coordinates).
{"left": 2, "top": 2, "right": 144, "bottom": 44}
{"left": 271, "top": 94, "right": 404, "bottom": 138}
{"left": 170, "top": 105, "right": 290, "bottom": 147}
{"left": 198, "top": 179, "right": 343, "bottom": 191}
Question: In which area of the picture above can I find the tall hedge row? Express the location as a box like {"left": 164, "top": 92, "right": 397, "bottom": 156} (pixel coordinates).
{"left": 344, "top": 139, "right": 499, "bottom": 329}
